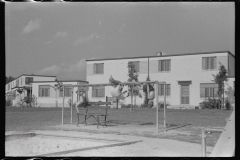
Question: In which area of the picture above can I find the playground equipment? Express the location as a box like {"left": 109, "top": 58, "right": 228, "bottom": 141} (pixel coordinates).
{"left": 60, "top": 80, "right": 167, "bottom": 133}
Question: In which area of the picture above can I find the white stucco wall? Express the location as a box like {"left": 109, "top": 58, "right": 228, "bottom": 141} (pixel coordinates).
{"left": 32, "top": 81, "right": 88, "bottom": 107}
{"left": 87, "top": 52, "right": 234, "bottom": 107}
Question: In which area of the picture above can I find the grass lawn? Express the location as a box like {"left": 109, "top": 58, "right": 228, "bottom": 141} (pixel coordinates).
{"left": 6, "top": 106, "right": 232, "bottom": 132}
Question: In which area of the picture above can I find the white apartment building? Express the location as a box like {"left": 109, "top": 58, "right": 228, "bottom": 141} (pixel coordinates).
{"left": 86, "top": 51, "right": 235, "bottom": 109}
{"left": 31, "top": 80, "right": 88, "bottom": 107}
{"left": 5, "top": 74, "right": 57, "bottom": 107}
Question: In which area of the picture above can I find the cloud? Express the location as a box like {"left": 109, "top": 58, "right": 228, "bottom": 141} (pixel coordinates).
{"left": 37, "top": 65, "right": 61, "bottom": 75}
{"left": 22, "top": 19, "right": 41, "bottom": 34}
{"left": 55, "top": 31, "right": 69, "bottom": 38}
{"left": 73, "top": 34, "right": 96, "bottom": 45}
{"left": 36, "top": 59, "right": 87, "bottom": 80}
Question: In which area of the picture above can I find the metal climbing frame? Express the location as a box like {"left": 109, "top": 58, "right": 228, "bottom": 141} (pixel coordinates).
{"left": 61, "top": 80, "right": 167, "bottom": 133}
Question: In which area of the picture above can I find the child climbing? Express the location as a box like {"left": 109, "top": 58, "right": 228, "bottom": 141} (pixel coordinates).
{"left": 109, "top": 75, "right": 129, "bottom": 100}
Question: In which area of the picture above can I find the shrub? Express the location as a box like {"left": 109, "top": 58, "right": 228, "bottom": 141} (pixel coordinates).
{"left": 6, "top": 100, "right": 12, "bottom": 106}
{"left": 199, "top": 98, "right": 221, "bottom": 109}
{"left": 121, "top": 104, "right": 136, "bottom": 108}
{"left": 158, "top": 101, "right": 169, "bottom": 108}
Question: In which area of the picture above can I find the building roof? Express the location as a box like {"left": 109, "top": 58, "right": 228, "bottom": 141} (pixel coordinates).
{"left": 31, "top": 80, "right": 89, "bottom": 83}
{"left": 86, "top": 50, "right": 234, "bottom": 62}
{"left": 6, "top": 74, "right": 57, "bottom": 85}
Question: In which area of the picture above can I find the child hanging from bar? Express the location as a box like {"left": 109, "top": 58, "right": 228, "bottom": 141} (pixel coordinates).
{"left": 74, "top": 88, "right": 88, "bottom": 114}
{"left": 109, "top": 75, "right": 129, "bottom": 100}
{"left": 143, "top": 83, "right": 155, "bottom": 108}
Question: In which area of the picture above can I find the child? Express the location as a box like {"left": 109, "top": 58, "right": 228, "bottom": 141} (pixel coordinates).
{"left": 74, "top": 89, "right": 88, "bottom": 114}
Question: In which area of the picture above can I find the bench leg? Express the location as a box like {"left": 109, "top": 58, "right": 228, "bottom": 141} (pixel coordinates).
{"left": 77, "top": 114, "right": 88, "bottom": 126}
{"left": 104, "top": 115, "right": 107, "bottom": 127}
{"left": 97, "top": 115, "right": 107, "bottom": 128}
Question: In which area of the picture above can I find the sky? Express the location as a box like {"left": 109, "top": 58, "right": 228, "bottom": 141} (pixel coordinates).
{"left": 5, "top": 2, "right": 235, "bottom": 81}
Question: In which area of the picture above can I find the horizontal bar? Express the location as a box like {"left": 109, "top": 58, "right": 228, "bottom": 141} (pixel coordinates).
{"left": 203, "top": 129, "right": 223, "bottom": 134}
{"left": 61, "top": 81, "right": 166, "bottom": 87}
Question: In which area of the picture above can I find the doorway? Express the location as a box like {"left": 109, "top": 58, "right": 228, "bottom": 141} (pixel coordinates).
{"left": 181, "top": 85, "right": 189, "bottom": 104}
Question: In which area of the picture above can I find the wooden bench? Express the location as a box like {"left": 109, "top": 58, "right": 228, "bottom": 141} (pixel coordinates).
{"left": 77, "top": 101, "right": 111, "bottom": 128}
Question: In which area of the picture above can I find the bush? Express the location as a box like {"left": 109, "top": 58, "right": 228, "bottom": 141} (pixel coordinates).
{"left": 121, "top": 104, "right": 137, "bottom": 108}
{"left": 6, "top": 100, "right": 12, "bottom": 106}
{"left": 199, "top": 98, "right": 221, "bottom": 109}
{"left": 158, "top": 101, "right": 169, "bottom": 108}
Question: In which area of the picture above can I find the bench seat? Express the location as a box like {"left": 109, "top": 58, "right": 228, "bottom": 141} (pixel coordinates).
{"left": 76, "top": 102, "right": 110, "bottom": 127}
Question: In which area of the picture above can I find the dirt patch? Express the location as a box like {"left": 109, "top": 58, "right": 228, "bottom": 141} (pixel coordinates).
{"left": 5, "top": 134, "right": 111, "bottom": 156}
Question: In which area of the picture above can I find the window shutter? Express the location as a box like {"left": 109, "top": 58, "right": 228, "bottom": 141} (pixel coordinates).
{"left": 168, "top": 60, "right": 171, "bottom": 71}
{"left": 161, "top": 60, "right": 165, "bottom": 71}
{"left": 202, "top": 57, "right": 206, "bottom": 70}
{"left": 47, "top": 88, "right": 50, "bottom": 97}
{"left": 213, "top": 57, "right": 217, "bottom": 69}
{"left": 200, "top": 87, "right": 204, "bottom": 98}
{"left": 167, "top": 60, "right": 170, "bottom": 71}
{"left": 92, "top": 87, "right": 96, "bottom": 97}
{"left": 167, "top": 84, "right": 171, "bottom": 96}
{"left": 39, "top": 87, "right": 42, "bottom": 97}
{"left": 101, "top": 63, "right": 104, "bottom": 73}
{"left": 94, "top": 64, "right": 97, "bottom": 74}
{"left": 205, "top": 88, "right": 209, "bottom": 98}
{"left": 158, "top": 60, "right": 161, "bottom": 71}
{"left": 210, "top": 88, "right": 213, "bottom": 97}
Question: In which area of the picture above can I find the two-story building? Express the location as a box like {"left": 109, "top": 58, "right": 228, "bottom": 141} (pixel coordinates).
{"left": 5, "top": 74, "right": 57, "bottom": 107}
{"left": 86, "top": 51, "right": 235, "bottom": 109}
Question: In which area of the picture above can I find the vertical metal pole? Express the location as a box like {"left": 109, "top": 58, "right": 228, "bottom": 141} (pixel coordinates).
{"left": 30, "top": 85, "right": 32, "bottom": 107}
{"left": 56, "top": 89, "right": 58, "bottom": 108}
{"left": 201, "top": 130, "right": 206, "bottom": 157}
{"left": 164, "top": 83, "right": 166, "bottom": 132}
{"left": 131, "top": 86, "right": 133, "bottom": 112}
{"left": 62, "top": 86, "right": 65, "bottom": 125}
{"left": 71, "top": 87, "right": 73, "bottom": 125}
{"left": 155, "top": 82, "right": 159, "bottom": 134}
{"left": 116, "top": 99, "right": 119, "bottom": 109}
{"left": 77, "top": 83, "right": 79, "bottom": 102}
{"left": 147, "top": 57, "right": 149, "bottom": 81}
{"left": 106, "top": 96, "right": 108, "bottom": 106}
{"left": 55, "top": 89, "right": 57, "bottom": 108}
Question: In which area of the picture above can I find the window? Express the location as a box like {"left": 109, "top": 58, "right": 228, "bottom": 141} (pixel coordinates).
{"left": 158, "top": 60, "right": 171, "bottom": 72}
{"left": 20, "top": 78, "right": 22, "bottom": 86}
{"left": 200, "top": 83, "right": 218, "bottom": 98}
{"left": 94, "top": 63, "right": 104, "bottom": 74}
{"left": 128, "top": 61, "right": 139, "bottom": 72}
{"left": 8, "top": 84, "right": 10, "bottom": 90}
{"left": 202, "top": 57, "right": 216, "bottom": 70}
{"left": 16, "top": 79, "right": 19, "bottom": 87}
{"left": 92, "top": 86, "right": 105, "bottom": 97}
{"left": 25, "top": 77, "right": 33, "bottom": 85}
{"left": 39, "top": 85, "right": 50, "bottom": 97}
{"left": 59, "top": 87, "right": 73, "bottom": 97}
{"left": 158, "top": 84, "right": 171, "bottom": 96}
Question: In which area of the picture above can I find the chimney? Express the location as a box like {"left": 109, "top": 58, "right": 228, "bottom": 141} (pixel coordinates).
{"left": 156, "top": 52, "right": 162, "bottom": 56}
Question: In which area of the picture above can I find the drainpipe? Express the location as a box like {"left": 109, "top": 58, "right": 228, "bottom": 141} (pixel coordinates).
{"left": 147, "top": 57, "right": 150, "bottom": 81}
